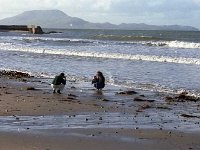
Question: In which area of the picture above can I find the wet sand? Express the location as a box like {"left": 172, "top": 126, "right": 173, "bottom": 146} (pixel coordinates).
{"left": 0, "top": 73, "right": 200, "bottom": 150}
{"left": 1, "top": 129, "right": 200, "bottom": 150}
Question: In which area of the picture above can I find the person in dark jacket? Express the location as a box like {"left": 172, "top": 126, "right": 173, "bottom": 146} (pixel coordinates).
{"left": 92, "top": 71, "right": 105, "bottom": 90}
{"left": 51, "top": 73, "right": 66, "bottom": 94}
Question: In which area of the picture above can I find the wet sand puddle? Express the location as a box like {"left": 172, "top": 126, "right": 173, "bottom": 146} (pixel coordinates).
{"left": 0, "top": 110, "right": 200, "bottom": 132}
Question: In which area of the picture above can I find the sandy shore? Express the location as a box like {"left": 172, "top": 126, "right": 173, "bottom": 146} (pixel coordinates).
{"left": 0, "top": 75, "right": 115, "bottom": 116}
{"left": 1, "top": 129, "right": 200, "bottom": 150}
{"left": 0, "top": 72, "right": 200, "bottom": 150}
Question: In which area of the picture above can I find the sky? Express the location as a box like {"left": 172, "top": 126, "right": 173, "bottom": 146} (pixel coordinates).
{"left": 0, "top": 0, "right": 200, "bottom": 29}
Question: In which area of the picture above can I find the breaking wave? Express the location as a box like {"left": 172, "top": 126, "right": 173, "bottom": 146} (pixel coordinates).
{"left": 1, "top": 42, "right": 200, "bottom": 65}
{"left": 21, "top": 36, "right": 200, "bottom": 49}
{"left": 146, "top": 41, "right": 200, "bottom": 49}
{"left": 93, "top": 34, "right": 200, "bottom": 49}
{"left": 12, "top": 36, "right": 97, "bottom": 44}
{"left": 1, "top": 36, "right": 200, "bottom": 49}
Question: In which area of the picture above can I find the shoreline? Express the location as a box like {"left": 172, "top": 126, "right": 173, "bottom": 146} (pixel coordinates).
{"left": 1, "top": 70, "right": 200, "bottom": 149}
{"left": 1, "top": 128, "right": 200, "bottom": 150}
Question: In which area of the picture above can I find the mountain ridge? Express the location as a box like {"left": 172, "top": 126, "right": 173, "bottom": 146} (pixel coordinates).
{"left": 0, "top": 10, "right": 198, "bottom": 31}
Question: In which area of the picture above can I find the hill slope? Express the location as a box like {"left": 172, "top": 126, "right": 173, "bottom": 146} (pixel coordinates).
{"left": 0, "top": 10, "right": 198, "bottom": 31}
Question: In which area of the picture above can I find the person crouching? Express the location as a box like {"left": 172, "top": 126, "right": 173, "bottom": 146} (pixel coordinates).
{"left": 92, "top": 71, "right": 105, "bottom": 90}
{"left": 51, "top": 73, "right": 66, "bottom": 94}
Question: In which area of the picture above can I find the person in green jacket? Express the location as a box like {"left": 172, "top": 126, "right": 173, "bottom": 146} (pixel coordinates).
{"left": 51, "top": 73, "right": 66, "bottom": 94}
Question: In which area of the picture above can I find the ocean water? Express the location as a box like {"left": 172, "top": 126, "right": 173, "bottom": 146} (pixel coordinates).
{"left": 0, "top": 29, "right": 200, "bottom": 95}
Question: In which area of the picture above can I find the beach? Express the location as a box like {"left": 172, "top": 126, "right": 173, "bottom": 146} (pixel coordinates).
{"left": 0, "top": 72, "right": 200, "bottom": 150}
{"left": 1, "top": 29, "right": 200, "bottom": 149}
{"left": 1, "top": 128, "right": 200, "bottom": 150}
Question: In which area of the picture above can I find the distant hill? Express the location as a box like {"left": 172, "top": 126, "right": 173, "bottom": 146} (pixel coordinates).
{"left": 0, "top": 10, "right": 198, "bottom": 31}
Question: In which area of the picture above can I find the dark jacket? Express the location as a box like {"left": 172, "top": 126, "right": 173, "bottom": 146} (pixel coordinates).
{"left": 93, "top": 75, "right": 105, "bottom": 89}
{"left": 52, "top": 75, "right": 66, "bottom": 85}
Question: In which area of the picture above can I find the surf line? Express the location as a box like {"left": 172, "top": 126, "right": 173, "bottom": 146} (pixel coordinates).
{"left": 56, "top": 51, "right": 200, "bottom": 65}
{"left": 1, "top": 44, "right": 200, "bottom": 65}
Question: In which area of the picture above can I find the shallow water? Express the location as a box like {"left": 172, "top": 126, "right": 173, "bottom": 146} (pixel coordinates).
{"left": 1, "top": 109, "right": 200, "bottom": 132}
{"left": 1, "top": 30, "right": 200, "bottom": 97}
{"left": 1, "top": 30, "right": 200, "bottom": 133}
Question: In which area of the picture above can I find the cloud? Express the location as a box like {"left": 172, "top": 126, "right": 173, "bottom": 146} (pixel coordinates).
{"left": 193, "top": 0, "right": 200, "bottom": 3}
{"left": 0, "top": 0, "right": 199, "bottom": 28}
{"left": 108, "top": 0, "right": 200, "bottom": 15}
{"left": 101, "top": 0, "right": 200, "bottom": 27}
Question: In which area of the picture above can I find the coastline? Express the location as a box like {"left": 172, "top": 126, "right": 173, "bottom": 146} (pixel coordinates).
{"left": 1, "top": 128, "right": 200, "bottom": 150}
{"left": 0, "top": 71, "right": 200, "bottom": 150}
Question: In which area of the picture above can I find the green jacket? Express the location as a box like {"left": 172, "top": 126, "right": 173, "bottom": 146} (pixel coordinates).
{"left": 52, "top": 75, "right": 66, "bottom": 85}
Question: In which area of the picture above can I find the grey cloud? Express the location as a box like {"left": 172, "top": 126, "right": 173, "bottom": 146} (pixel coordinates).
{"left": 101, "top": 0, "right": 200, "bottom": 28}
{"left": 109, "top": 0, "right": 200, "bottom": 14}
{"left": 0, "top": 0, "right": 199, "bottom": 28}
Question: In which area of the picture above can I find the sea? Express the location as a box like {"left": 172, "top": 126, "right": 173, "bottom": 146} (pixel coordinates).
{"left": 1, "top": 29, "right": 200, "bottom": 96}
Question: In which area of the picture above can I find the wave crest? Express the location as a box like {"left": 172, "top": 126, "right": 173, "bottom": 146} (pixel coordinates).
{"left": 145, "top": 41, "right": 200, "bottom": 49}
{"left": 1, "top": 42, "right": 200, "bottom": 65}
{"left": 94, "top": 34, "right": 164, "bottom": 41}
{"left": 2, "top": 36, "right": 200, "bottom": 49}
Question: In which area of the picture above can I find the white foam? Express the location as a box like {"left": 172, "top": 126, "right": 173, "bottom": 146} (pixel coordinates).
{"left": 148, "top": 41, "right": 200, "bottom": 49}
{"left": 47, "top": 50, "right": 200, "bottom": 65}
{"left": 0, "top": 36, "right": 94, "bottom": 43}
{"left": 1, "top": 42, "right": 200, "bottom": 65}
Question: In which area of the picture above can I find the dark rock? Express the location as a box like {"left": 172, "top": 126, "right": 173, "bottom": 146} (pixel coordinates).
{"left": 178, "top": 94, "right": 199, "bottom": 102}
{"left": 45, "top": 31, "right": 62, "bottom": 34}
{"left": 67, "top": 97, "right": 76, "bottom": 100}
{"left": 134, "top": 97, "right": 155, "bottom": 102}
{"left": 21, "top": 79, "right": 27, "bottom": 82}
{"left": 68, "top": 94, "right": 78, "bottom": 97}
{"left": 140, "top": 95, "right": 145, "bottom": 97}
{"left": 116, "top": 90, "right": 137, "bottom": 95}
{"left": 165, "top": 96, "right": 174, "bottom": 102}
{"left": 0, "top": 70, "right": 32, "bottom": 78}
{"left": 35, "top": 26, "right": 44, "bottom": 34}
{"left": 102, "top": 99, "right": 110, "bottom": 102}
{"left": 176, "top": 92, "right": 188, "bottom": 99}
{"left": 181, "top": 114, "right": 200, "bottom": 118}
{"left": 5, "top": 91, "right": 12, "bottom": 94}
{"left": 26, "top": 87, "right": 36, "bottom": 90}
{"left": 59, "top": 99, "right": 72, "bottom": 102}
{"left": 166, "top": 92, "right": 200, "bottom": 102}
